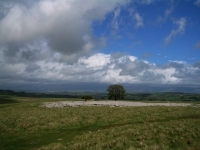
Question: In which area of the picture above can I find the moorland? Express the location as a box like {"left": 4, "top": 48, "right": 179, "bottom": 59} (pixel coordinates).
{"left": 0, "top": 90, "right": 200, "bottom": 150}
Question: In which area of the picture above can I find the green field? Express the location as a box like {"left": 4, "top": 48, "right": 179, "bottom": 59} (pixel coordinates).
{"left": 0, "top": 96, "right": 200, "bottom": 150}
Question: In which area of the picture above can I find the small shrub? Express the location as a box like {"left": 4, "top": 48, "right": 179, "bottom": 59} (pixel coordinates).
{"left": 81, "top": 95, "right": 93, "bottom": 101}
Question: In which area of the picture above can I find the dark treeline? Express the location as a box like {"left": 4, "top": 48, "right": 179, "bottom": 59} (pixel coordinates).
{"left": 0, "top": 90, "right": 200, "bottom": 101}
{"left": 0, "top": 90, "right": 78, "bottom": 98}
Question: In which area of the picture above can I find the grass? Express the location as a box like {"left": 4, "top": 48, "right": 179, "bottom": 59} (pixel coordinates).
{"left": 0, "top": 96, "right": 200, "bottom": 150}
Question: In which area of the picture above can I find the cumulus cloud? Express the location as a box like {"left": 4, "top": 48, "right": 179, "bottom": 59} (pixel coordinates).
{"left": 78, "top": 53, "right": 111, "bottom": 70}
{"left": 164, "top": 17, "right": 187, "bottom": 45}
{"left": 119, "top": 60, "right": 150, "bottom": 76}
{"left": 1, "top": 51, "right": 200, "bottom": 86}
{"left": 0, "top": 0, "right": 129, "bottom": 63}
{"left": 139, "top": 71, "right": 165, "bottom": 82}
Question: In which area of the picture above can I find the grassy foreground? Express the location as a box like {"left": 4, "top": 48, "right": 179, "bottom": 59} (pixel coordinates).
{"left": 0, "top": 96, "right": 200, "bottom": 150}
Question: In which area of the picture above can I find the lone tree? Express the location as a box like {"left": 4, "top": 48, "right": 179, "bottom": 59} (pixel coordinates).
{"left": 107, "top": 84, "right": 126, "bottom": 101}
{"left": 81, "top": 95, "right": 93, "bottom": 101}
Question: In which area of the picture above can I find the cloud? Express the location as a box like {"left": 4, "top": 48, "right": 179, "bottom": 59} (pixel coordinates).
{"left": 0, "top": 0, "right": 200, "bottom": 91}
{"left": 2, "top": 41, "right": 53, "bottom": 64}
{"left": 133, "top": 12, "right": 144, "bottom": 29}
{"left": 194, "top": 61, "right": 200, "bottom": 69}
{"left": 164, "top": 17, "right": 187, "bottom": 45}
{"left": 139, "top": 71, "right": 165, "bottom": 82}
{"left": 112, "top": 8, "right": 121, "bottom": 31}
{"left": 129, "top": 9, "right": 144, "bottom": 29}
{"left": 165, "top": 6, "right": 174, "bottom": 17}
{"left": 78, "top": 53, "right": 110, "bottom": 69}
{"left": 135, "top": 0, "right": 157, "bottom": 5}
{"left": 118, "top": 60, "right": 150, "bottom": 76}
{"left": 195, "top": 41, "right": 200, "bottom": 49}
{"left": 194, "top": 0, "right": 200, "bottom": 7}
{"left": 162, "top": 61, "right": 200, "bottom": 84}
{"left": 0, "top": 0, "right": 129, "bottom": 63}
{"left": 25, "top": 63, "right": 41, "bottom": 72}
{"left": 0, "top": 52, "right": 200, "bottom": 86}
{"left": 156, "top": 6, "right": 174, "bottom": 24}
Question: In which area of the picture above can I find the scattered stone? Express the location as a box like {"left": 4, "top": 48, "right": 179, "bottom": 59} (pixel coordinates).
{"left": 41, "top": 101, "right": 193, "bottom": 108}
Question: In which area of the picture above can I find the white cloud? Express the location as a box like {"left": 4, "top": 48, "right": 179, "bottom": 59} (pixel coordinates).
{"left": 169, "top": 60, "right": 187, "bottom": 64}
{"left": 78, "top": 53, "right": 110, "bottom": 69}
{"left": 152, "top": 68, "right": 179, "bottom": 84}
{"left": 164, "top": 17, "right": 187, "bottom": 45}
{"left": 129, "top": 56, "right": 137, "bottom": 62}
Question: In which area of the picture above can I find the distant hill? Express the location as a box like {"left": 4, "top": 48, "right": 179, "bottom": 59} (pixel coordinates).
{"left": 0, "top": 82, "right": 199, "bottom": 93}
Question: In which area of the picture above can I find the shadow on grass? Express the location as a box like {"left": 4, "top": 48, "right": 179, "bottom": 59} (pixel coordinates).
{"left": 0, "top": 96, "right": 19, "bottom": 104}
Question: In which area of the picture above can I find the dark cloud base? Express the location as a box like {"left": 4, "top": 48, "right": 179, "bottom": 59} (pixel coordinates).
{"left": 1, "top": 82, "right": 199, "bottom": 93}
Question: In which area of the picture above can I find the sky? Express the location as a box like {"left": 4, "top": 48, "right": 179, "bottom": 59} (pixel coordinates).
{"left": 0, "top": 0, "right": 200, "bottom": 92}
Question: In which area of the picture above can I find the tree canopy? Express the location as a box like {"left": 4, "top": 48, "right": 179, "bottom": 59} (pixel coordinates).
{"left": 107, "top": 84, "right": 126, "bottom": 101}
